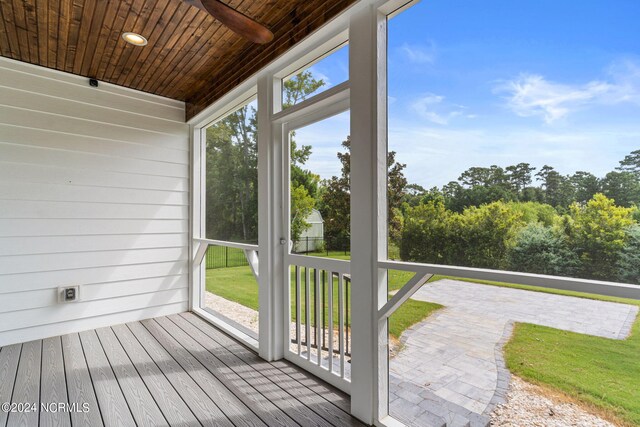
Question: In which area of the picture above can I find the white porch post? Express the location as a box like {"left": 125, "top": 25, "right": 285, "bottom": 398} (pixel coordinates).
{"left": 190, "top": 126, "right": 206, "bottom": 312}
{"left": 349, "top": 3, "right": 388, "bottom": 424}
{"left": 257, "top": 73, "right": 285, "bottom": 360}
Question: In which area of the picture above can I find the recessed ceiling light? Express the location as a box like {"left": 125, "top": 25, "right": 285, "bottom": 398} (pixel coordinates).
{"left": 122, "top": 32, "right": 148, "bottom": 46}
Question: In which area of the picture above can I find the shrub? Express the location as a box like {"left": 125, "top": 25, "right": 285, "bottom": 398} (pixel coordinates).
{"left": 400, "top": 201, "right": 524, "bottom": 269}
{"left": 457, "top": 202, "right": 524, "bottom": 269}
{"left": 566, "top": 194, "right": 636, "bottom": 280}
{"left": 506, "top": 201, "right": 558, "bottom": 226}
{"left": 508, "top": 223, "right": 578, "bottom": 276}
{"left": 617, "top": 225, "right": 640, "bottom": 284}
{"left": 400, "top": 201, "right": 453, "bottom": 264}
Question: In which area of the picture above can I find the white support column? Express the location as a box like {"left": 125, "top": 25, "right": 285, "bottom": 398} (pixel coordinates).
{"left": 190, "top": 126, "right": 206, "bottom": 311}
{"left": 257, "top": 73, "right": 285, "bottom": 360}
{"left": 349, "top": 4, "right": 388, "bottom": 424}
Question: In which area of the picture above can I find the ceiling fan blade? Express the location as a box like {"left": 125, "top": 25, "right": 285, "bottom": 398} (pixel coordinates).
{"left": 185, "top": 0, "right": 273, "bottom": 44}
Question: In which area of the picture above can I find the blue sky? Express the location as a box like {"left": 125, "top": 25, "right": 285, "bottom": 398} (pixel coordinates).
{"left": 295, "top": 0, "right": 640, "bottom": 187}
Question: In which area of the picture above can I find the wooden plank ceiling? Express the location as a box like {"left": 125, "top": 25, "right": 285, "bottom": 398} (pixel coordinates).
{"left": 0, "top": 0, "right": 356, "bottom": 120}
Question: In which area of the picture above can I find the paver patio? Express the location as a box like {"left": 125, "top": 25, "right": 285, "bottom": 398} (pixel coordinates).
{"left": 388, "top": 279, "right": 639, "bottom": 427}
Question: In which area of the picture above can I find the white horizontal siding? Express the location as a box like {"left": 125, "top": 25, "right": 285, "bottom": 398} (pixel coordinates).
{"left": 1, "top": 261, "right": 188, "bottom": 293}
{"left": 0, "top": 162, "right": 189, "bottom": 192}
{"left": 0, "top": 234, "right": 188, "bottom": 256}
{"left": 0, "top": 57, "right": 190, "bottom": 346}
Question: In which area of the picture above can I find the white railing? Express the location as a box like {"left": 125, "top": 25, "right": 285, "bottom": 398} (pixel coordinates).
{"left": 377, "top": 259, "right": 640, "bottom": 328}
{"left": 194, "top": 238, "right": 259, "bottom": 280}
{"left": 286, "top": 254, "right": 351, "bottom": 392}
{"left": 379, "top": 260, "right": 640, "bottom": 301}
{"left": 192, "top": 238, "right": 260, "bottom": 348}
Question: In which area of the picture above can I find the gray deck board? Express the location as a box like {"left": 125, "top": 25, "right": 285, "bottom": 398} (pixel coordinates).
{"left": 40, "top": 337, "right": 71, "bottom": 427}
{"left": 7, "top": 340, "right": 41, "bottom": 427}
{"left": 110, "top": 324, "right": 201, "bottom": 427}
{"left": 61, "top": 334, "right": 104, "bottom": 427}
{"left": 169, "top": 314, "right": 337, "bottom": 427}
{"left": 2, "top": 313, "right": 358, "bottom": 427}
{"left": 180, "top": 312, "right": 363, "bottom": 427}
{"left": 124, "top": 322, "right": 236, "bottom": 427}
{"left": 95, "top": 327, "right": 168, "bottom": 427}
{"left": 79, "top": 330, "right": 136, "bottom": 427}
{"left": 0, "top": 344, "right": 21, "bottom": 427}
{"left": 146, "top": 318, "right": 283, "bottom": 426}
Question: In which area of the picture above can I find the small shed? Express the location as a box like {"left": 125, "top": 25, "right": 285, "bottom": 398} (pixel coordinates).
{"left": 293, "top": 209, "right": 325, "bottom": 253}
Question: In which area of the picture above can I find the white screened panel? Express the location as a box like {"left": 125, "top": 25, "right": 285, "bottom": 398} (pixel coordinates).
{"left": 0, "top": 57, "right": 190, "bottom": 346}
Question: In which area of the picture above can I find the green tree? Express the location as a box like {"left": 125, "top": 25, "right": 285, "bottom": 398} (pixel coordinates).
{"left": 290, "top": 185, "right": 316, "bottom": 242}
{"left": 206, "top": 71, "right": 326, "bottom": 243}
{"left": 457, "top": 202, "right": 525, "bottom": 269}
{"left": 616, "top": 149, "right": 640, "bottom": 178}
{"left": 601, "top": 171, "right": 640, "bottom": 208}
{"left": 400, "top": 201, "right": 524, "bottom": 269}
{"left": 506, "top": 201, "right": 557, "bottom": 226}
{"left": 205, "top": 104, "right": 258, "bottom": 242}
{"left": 536, "top": 165, "right": 575, "bottom": 208}
{"left": 283, "top": 71, "right": 325, "bottom": 109}
{"left": 320, "top": 137, "right": 408, "bottom": 248}
{"left": 617, "top": 225, "right": 640, "bottom": 284}
{"left": 566, "top": 194, "right": 636, "bottom": 280}
{"left": 285, "top": 71, "right": 328, "bottom": 241}
{"left": 402, "top": 184, "right": 428, "bottom": 206}
{"left": 319, "top": 138, "right": 352, "bottom": 248}
{"left": 399, "top": 200, "right": 454, "bottom": 264}
{"left": 506, "top": 162, "right": 536, "bottom": 193}
{"left": 571, "top": 171, "right": 601, "bottom": 204}
{"left": 508, "top": 223, "right": 578, "bottom": 276}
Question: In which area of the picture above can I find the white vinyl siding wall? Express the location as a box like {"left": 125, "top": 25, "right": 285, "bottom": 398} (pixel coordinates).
{"left": 0, "top": 57, "right": 190, "bottom": 346}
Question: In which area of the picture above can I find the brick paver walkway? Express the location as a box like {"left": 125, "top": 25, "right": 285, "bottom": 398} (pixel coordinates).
{"left": 388, "top": 279, "right": 638, "bottom": 427}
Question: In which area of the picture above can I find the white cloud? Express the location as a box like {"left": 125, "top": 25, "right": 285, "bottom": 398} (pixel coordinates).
{"left": 496, "top": 60, "right": 640, "bottom": 124}
{"left": 294, "top": 111, "right": 350, "bottom": 179}
{"left": 388, "top": 122, "right": 640, "bottom": 188}
{"left": 399, "top": 42, "right": 436, "bottom": 64}
{"left": 307, "top": 66, "right": 331, "bottom": 87}
{"left": 410, "top": 93, "right": 465, "bottom": 125}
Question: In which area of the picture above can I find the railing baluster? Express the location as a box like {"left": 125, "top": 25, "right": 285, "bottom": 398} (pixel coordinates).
{"left": 295, "top": 265, "right": 301, "bottom": 356}
{"left": 328, "top": 271, "right": 334, "bottom": 373}
{"left": 315, "top": 267, "right": 321, "bottom": 367}
{"left": 338, "top": 273, "right": 345, "bottom": 378}
{"left": 305, "top": 266, "right": 311, "bottom": 361}
{"left": 322, "top": 270, "right": 326, "bottom": 354}
{"left": 346, "top": 276, "right": 350, "bottom": 357}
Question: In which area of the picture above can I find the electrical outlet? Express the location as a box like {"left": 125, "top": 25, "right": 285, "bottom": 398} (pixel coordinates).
{"left": 58, "top": 286, "right": 80, "bottom": 303}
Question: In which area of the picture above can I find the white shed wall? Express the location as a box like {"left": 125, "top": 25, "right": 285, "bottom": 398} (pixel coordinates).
{"left": 0, "top": 57, "right": 190, "bottom": 346}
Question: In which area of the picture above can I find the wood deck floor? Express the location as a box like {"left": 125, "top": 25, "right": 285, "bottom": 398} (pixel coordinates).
{"left": 0, "top": 312, "right": 363, "bottom": 427}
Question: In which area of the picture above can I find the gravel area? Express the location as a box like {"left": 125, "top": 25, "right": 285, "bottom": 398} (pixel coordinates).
{"left": 491, "top": 377, "right": 617, "bottom": 427}
{"left": 204, "top": 292, "right": 259, "bottom": 335}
